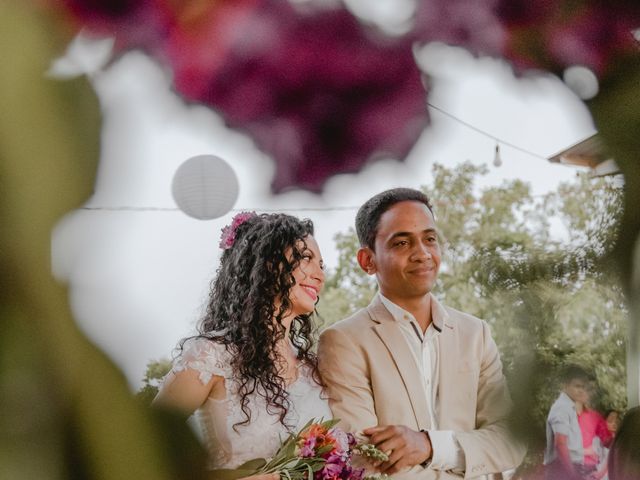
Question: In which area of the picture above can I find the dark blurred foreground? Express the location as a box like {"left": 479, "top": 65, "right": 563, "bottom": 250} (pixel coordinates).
{"left": 0, "top": 3, "right": 206, "bottom": 478}
{"left": 2, "top": 1, "right": 640, "bottom": 479}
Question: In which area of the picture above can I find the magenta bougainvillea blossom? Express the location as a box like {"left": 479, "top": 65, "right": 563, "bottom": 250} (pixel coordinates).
{"left": 51, "top": 0, "right": 640, "bottom": 191}
{"left": 53, "top": 0, "right": 428, "bottom": 192}
{"left": 182, "top": 1, "right": 427, "bottom": 192}
{"left": 407, "top": 0, "right": 640, "bottom": 76}
{"left": 409, "top": 0, "right": 508, "bottom": 58}
{"left": 493, "top": 0, "right": 640, "bottom": 75}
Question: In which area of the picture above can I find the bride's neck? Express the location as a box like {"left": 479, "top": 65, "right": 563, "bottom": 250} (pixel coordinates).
{"left": 275, "top": 335, "right": 292, "bottom": 354}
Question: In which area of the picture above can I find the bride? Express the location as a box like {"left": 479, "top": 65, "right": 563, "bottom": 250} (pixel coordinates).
{"left": 153, "top": 212, "right": 331, "bottom": 478}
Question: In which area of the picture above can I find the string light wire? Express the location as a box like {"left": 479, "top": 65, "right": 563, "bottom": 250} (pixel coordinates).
{"left": 426, "top": 101, "right": 549, "bottom": 160}
{"left": 79, "top": 206, "right": 361, "bottom": 212}
{"left": 79, "top": 102, "right": 552, "bottom": 212}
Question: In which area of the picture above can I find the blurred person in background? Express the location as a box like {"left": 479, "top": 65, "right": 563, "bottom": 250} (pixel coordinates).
{"left": 604, "top": 410, "right": 621, "bottom": 438}
{"left": 575, "top": 379, "right": 614, "bottom": 480}
{"left": 594, "top": 409, "right": 623, "bottom": 480}
{"left": 543, "top": 364, "right": 591, "bottom": 480}
{"left": 607, "top": 407, "right": 640, "bottom": 480}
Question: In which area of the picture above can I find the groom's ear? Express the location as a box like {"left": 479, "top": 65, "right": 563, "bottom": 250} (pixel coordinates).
{"left": 357, "top": 247, "right": 376, "bottom": 275}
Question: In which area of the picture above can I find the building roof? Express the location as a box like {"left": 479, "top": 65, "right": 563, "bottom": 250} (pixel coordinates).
{"left": 548, "top": 133, "right": 620, "bottom": 177}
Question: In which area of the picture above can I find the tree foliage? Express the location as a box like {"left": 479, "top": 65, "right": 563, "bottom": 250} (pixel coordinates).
{"left": 136, "top": 358, "right": 173, "bottom": 405}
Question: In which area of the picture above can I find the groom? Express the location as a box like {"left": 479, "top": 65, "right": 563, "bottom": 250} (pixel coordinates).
{"left": 318, "top": 188, "right": 525, "bottom": 479}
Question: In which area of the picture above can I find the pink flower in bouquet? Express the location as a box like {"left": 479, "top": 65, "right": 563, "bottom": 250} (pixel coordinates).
{"left": 328, "top": 427, "right": 352, "bottom": 454}
{"left": 341, "top": 464, "right": 364, "bottom": 480}
{"left": 321, "top": 454, "right": 345, "bottom": 480}
{"left": 300, "top": 422, "right": 337, "bottom": 454}
{"left": 216, "top": 419, "right": 380, "bottom": 479}
{"left": 292, "top": 421, "right": 368, "bottom": 479}
{"left": 299, "top": 436, "right": 317, "bottom": 458}
{"left": 318, "top": 451, "right": 364, "bottom": 480}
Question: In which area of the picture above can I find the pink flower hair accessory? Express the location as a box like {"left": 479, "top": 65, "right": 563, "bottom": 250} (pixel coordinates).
{"left": 219, "top": 211, "right": 257, "bottom": 250}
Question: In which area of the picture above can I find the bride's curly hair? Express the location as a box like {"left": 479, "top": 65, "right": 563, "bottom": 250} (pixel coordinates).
{"left": 180, "top": 213, "right": 323, "bottom": 429}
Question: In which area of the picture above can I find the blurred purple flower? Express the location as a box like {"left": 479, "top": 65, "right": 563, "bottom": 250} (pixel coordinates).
{"left": 493, "top": 0, "right": 640, "bottom": 75}
{"left": 410, "top": 0, "right": 507, "bottom": 57}
{"left": 409, "top": 0, "right": 640, "bottom": 76}
{"left": 171, "top": 0, "right": 428, "bottom": 192}
{"left": 57, "top": 0, "right": 172, "bottom": 54}
{"left": 54, "top": 0, "right": 640, "bottom": 193}
{"left": 60, "top": 0, "right": 140, "bottom": 23}
{"left": 57, "top": 0, "right": 428, "bottom": 193}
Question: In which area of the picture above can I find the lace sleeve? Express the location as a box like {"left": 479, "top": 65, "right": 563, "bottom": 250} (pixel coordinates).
{"left": 172, "top": 338, "right": 231, "bottom": 385}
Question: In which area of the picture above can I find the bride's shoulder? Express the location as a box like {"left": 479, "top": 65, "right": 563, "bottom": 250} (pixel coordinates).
{"left": 173, "top": 336, "right": 233, "bottom": 385}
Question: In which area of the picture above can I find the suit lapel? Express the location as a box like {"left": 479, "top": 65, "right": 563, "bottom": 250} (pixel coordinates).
{"left": 434, "top": 301, "right": 457, "bottom": 427}
{"left": 368, "top": 297, "right": 430, "bottom": 430}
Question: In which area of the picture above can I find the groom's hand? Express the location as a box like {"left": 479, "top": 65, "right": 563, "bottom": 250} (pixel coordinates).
{"left": 363, "top": 425, "right": 432, "bottom": 474}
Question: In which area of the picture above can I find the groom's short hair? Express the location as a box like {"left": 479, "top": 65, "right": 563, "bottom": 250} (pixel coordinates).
{"left": 356, "top": 188, "right": 434, "bottom": 250}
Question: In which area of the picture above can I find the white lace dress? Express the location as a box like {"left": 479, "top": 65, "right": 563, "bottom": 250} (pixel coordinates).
{"left": 171, "top": 338, "right": 332, "bottom": 469}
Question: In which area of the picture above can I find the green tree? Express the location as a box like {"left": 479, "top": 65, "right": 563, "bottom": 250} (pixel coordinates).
{"left": 136, "top": 358, "right": 172, "bottom": 405}
{"left": 317, "top": 228, "right": 376, "bottom": 328}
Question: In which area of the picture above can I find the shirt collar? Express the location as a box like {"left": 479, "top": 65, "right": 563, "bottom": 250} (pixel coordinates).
{"left": 558, "top": 391, "right": 577, "bottom": 409}
{"left": 378, "top": 292, "right": 445, "bottom": 332}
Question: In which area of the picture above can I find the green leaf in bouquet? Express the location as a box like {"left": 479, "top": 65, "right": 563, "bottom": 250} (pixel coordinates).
{"left": 271, "top": 432, "right": 300, "bottom": 460}
{"left": 280, "top": 458, "right": 302, "bottom": 470}
{"left": 237, "top": 458, "right": 268, "bottom": 470}
{"left": 306, "top": 459, "right": 326, "bottom": 472}
{"left": 280, "top": 469, "right": 293, "bottom": 480}
{"left": 262, "top": 438, "right": 296, "bottom": 471}
{"left": 321, "top": 418, "right": 340, "bottom": 430}
{"left": 263, "top": 452, "right": 300, "bottom": 472}
{"left": 299, "top": 418, "right": 317, "bottom": 432}
{"left": 316, "top": 444, "right": 335, "bottom": 456}
{"left": 304, "top": 461, "right": 314, "bottom": 479}
{"left": 284, "top": 441, "right": 297, "bottom": 458}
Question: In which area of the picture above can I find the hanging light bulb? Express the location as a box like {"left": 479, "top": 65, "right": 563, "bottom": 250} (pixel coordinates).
{"left": 493, "top": 143, "right": 502, "bottom": 167}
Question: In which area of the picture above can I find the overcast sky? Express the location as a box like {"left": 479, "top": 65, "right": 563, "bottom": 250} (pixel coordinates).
{"left": 51, "top": 35, "right": 595, "bottom": 388}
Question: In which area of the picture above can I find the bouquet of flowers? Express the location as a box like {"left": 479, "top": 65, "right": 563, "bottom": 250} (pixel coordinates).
{"left": 213, "top": 418, "right": 389, "bottom": 480}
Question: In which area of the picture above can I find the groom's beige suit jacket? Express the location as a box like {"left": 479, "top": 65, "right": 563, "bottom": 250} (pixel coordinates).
{"left": 317, "top": 294, "right": 525, "bottom": 479}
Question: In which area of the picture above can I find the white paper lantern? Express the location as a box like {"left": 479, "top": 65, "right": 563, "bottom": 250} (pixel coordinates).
{"left": 171, "top": 155, "right": 239, "bottom": 220}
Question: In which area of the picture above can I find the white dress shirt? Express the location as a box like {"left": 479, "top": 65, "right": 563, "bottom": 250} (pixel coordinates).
{"left": 379, "top": 293, "right": 465, "bottom": 472}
